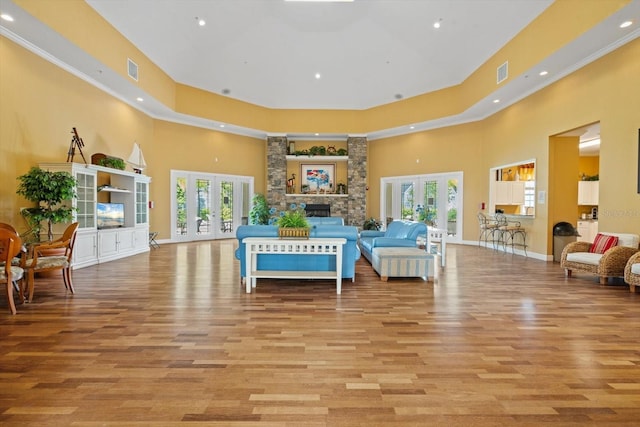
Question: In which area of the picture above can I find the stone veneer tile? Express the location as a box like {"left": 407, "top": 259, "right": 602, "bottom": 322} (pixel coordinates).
{"left": 266, "top": 136, "right": 367, "bottom": 227}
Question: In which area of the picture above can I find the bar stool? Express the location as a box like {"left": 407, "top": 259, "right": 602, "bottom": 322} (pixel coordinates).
{"left": 477, "top": 212, "right": 498, "bottom": 248}
{"left": 495, "top": 214, "right": 527, "bottom": 256}
{"left": 148, "top": 232, "right": 159, "bottom": 249}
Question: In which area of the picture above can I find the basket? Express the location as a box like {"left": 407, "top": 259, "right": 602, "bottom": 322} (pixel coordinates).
{"left": 278, "top": 227, "right": 310, "bottom": 239}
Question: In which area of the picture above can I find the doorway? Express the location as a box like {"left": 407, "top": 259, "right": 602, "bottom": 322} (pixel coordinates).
{"left": 171, "top": 170, "right": 253, "bottom": 241}
{"left": 381, "top": 172, "right": 463, "bottom": 242}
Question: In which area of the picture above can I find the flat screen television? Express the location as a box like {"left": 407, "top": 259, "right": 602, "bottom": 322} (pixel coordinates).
{"left": 96, "top": 202, "right": 125, "bottom": 229}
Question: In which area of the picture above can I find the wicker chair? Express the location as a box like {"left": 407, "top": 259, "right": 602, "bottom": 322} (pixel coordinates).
{"left": 624, "top": 252, "right": 640, "bottom": 293}
{"left": 561, "top": 232, "right": 639, "bottom": 285}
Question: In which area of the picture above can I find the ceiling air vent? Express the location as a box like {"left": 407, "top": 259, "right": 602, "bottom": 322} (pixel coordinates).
{"left": 127, "top": 58, "right": 138, "bottom": 81}
{"left": 497, "top": 61, "right": 508, "bottom": 84}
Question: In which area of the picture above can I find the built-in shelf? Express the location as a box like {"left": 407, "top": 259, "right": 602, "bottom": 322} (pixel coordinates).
{"left": 98, "top": 186, "right": 131, "bottom": 193}
{"left": 286, "top": 155, "right": 348, "bottom": 162}
{"left": 286, "top": 193, "right": 348, "bottom": 197}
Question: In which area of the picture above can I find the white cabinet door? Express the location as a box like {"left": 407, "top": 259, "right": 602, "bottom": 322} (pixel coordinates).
{"left": 98, "top": 229, "right": 119, "bottom": 258}
{"left": 134, "top": 227, "right": 150, "bottom": 252}
{"left": 494, "top": 182, "right": 511, "bottom": 204}
{"left": 74, "top": 231, "right": 98, "bottom": 268}
{"left": 118, "top": 228, "right": 135, "bottom": 254}
{"left": 495, "top": 181, "right": 525, "bottom": 205}
{"left": 577, "top": 220, "right": 598, "bottom": 242}
{"left": 578, "top": 181, "right": 599, "bottom": 205}
{"left": 510, "top": 182, "right": 525, "bottom": 205}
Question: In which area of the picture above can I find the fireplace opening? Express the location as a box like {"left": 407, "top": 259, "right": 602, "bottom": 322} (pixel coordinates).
{"left": 305, "top": 204, "right": 330, "bottom": 217}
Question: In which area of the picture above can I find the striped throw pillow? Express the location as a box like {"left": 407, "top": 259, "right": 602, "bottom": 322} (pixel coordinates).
{"left": 589, "top": 233, "right": 618, "bottom": 254}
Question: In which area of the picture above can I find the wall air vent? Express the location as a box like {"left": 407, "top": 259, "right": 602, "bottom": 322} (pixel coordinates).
{"left": 497, "top": 61, "right": 508, "bottom": 84}
{"left": 127, "top": 58, "right": 138, "bottom": 81}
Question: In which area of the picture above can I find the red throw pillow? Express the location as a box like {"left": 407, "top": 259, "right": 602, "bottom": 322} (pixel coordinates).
{"left": 589, "top": 233, "right": 618, "bottom": 254}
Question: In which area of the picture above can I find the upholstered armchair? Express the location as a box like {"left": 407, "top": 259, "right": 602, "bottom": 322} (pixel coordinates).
{"left": 624, "top": 251, "right": 640, "bottom": 292}
{"left": 21, "top": 222, "right": 78, "bottom": 302}
{"left": 561, "top": 232, "right": 639, "bottom": 285}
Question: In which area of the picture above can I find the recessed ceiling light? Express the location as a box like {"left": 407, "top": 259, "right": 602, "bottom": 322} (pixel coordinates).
{"left": 314, "top": 73, "right": 321, "bottom": 79}
{"left": 136, "top": 97, "right": 144, "bottom": 102}
{"left": 409, "top": 126, "right": 415, "bottom": 130}
{"left": 219, "top": 124, "right": 225, "bottom": 128}
{"left": 433, "top": 19, "right": 442, "bottom": 29}
{"left": 620, "top": 20, "right": 633, "bottom": 28}
{"left": 493, "top": 99, "right": 500, "bottom": 103}
{"left": 285, "top": 0, "right": 355, "bottom": 2}
{"left": 1, "top": 13, "right": 14, "bottom": 22}
{"left": 195, "top": 17, "right": 205, "bottom": 26}
{"left": 314, "top": 133, "right": 319, "bottom": 136}
{"left": 394, "top": 94, "right": 403, "bottom": 100}
{"left": 539, "top": 70, "right": 548, "bottom": 76}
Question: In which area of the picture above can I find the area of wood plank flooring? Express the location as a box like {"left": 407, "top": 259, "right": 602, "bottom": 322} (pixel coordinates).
{"left": 1, "top": 241, "right": 639, "bottom": 426}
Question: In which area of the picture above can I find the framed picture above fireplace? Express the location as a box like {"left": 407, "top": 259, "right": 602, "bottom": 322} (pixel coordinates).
{"left": 301, "top": 163, "right": 336, "bottom": 193}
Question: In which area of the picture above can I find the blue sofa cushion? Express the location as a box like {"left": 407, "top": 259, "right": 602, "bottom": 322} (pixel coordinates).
{"left": 307, "top": 217, "right": 344, "bottom": 226}
{"left": 359, "top": 220, "right": 427, "bottom": 263}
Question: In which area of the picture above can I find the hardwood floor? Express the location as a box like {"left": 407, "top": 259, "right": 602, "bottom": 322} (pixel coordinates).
{"left": 1, "top": 241, "right": 639, "bottom": 426}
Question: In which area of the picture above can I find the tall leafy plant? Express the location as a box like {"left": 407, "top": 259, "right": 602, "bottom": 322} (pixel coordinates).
{"left": 16, "top": 167, "right": 77, "bottom": 241}
{"left": 249, "top": 193, "right": 269, "bottom": 225}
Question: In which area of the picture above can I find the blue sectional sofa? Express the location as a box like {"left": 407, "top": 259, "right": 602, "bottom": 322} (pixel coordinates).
{"left": 359, "top": 220, "right": 428, "bottom": 263}
{"left": 306, "top": 217, "right": 344, "bottom": 226}
{"left": 235, "top": 224, "right": 361, "bottom": 281}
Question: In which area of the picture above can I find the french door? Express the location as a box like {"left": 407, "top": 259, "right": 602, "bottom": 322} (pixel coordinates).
{"left": 381, "top": 172, "right": 463, "bottom": 242}
{"left": 171, "top": 170, "right": 253, "bottom": 241}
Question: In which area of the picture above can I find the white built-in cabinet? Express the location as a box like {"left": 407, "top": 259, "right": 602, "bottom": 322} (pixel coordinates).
{"left": 494, "top": 181, "right": 526, "bottom": 205}
{"left": 578, "top": 181, "right": 599, "bottom": 205}
{"left": 577, "top": 220, "right": 598, "bottom": 243}
{"left": 39, "top": 163, "right": 151, "bottom": 269}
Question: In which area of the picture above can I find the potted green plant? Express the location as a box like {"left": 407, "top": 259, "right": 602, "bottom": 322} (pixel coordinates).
{"left": 274, "top": 203, "right": 310, "bottom": 238}
{"left": 16, "top": 167, "right": 77, "bottom": 241}
{"left": 363, "top": 217, "right": 382, "bottom": 231}
{"left": 98, "top": 156, "right": 126, "bottom": 170}
{"left": 249, "top": 193, "right": 270, "bottom": 225}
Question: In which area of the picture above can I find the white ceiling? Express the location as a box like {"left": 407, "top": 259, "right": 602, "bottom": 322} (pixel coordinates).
{"left": 86, "top": 0, "right": 554, "bottom": 110}
{"left": 1, "top": 0, "right": 639, "bottom": 140}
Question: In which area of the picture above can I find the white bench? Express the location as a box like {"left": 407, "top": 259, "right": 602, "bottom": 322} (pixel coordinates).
{"left": 371, "top": 247, "right": 435, "bottom": 282}
{"left": 243, "top": 237, "right": 347, "bottom": 294}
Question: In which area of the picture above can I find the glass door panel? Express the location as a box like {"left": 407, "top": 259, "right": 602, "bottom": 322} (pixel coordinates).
{"left": 171, "top": 170, "right": 253, "bottom": 241}
{"left": 447, "top": 178, "right": 459, "bottom": 238}
{"left": 400, "top": 181, "right": 415, "bottom": 220}
{"left": 381, "top": 172, "right": 463, "bottom": 243}
{"left": 175, "top": 177, "right": 188, "bottom": 238}
{"left": 419, "top": 180, "right": 439, "bottom": 225}
{"left": 76, "top": 171, "right": 96, "bottom": 229}
{"left": 218, "top": 180, "right": 234, "bottom": 236}
{"left": 195, "top": 178, "right": 213, "bottom": 238}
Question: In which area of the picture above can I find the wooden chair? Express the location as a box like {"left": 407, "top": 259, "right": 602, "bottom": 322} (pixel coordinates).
{"left": 22, "top": 222, "right": 79, "bottom": 303}
{"left": 0, "top": 223, "right": 23, "bottom": 265}
{"left": 0, "top": 228, "right": 25, "bottom": 315}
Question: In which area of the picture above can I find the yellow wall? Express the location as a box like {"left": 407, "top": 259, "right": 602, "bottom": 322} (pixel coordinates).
{"left": 579, "top": 156, "right": 599, "bottom": 178}
{"left": 150, "top": 121, "right": 266, "bottom": 238}
{"left": 365, "top": 38, "right": 640, "bottom": 255}
{"left": 2, "top": 2, "right": 640, "bottom": 256}
{"left": 12, "top": 0, "right": 630, "bottom": 135}
{"left": 549, "top": 136, "right": 580, "bottom": 253}
{"left": 0, "top": 37, "right": 264, "bottom": 239}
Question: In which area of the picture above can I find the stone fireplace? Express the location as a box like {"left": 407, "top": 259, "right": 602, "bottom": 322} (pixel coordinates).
{"left": 266, "top": 135, "right": 367, "bottom": 227}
